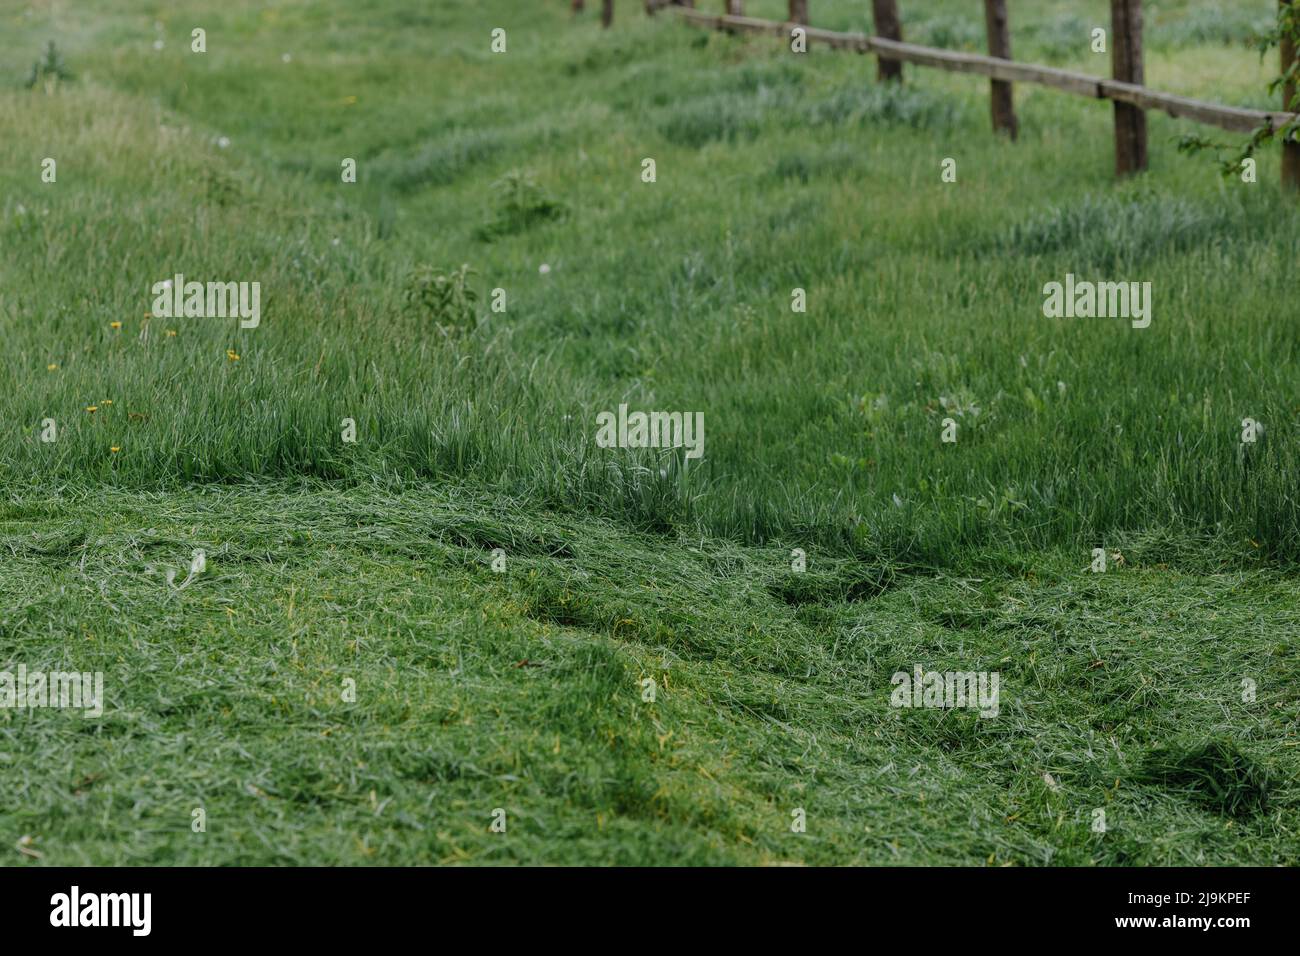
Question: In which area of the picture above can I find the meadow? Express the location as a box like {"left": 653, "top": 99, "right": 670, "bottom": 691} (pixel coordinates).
{"left": 0, "top": 0, "right": 1296, "bottom": 865}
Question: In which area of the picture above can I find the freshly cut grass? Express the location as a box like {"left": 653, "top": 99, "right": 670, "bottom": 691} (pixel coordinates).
{"left": 0, "top": 486, "right": 1295, "bottom": 865}
{"left": 1136, "top": 741, "right": 1272, "bottom": 818}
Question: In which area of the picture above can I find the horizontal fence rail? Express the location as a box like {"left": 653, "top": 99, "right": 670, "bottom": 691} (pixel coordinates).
{"left": 668, "top": 8, "right": 1296, "bottom": 136}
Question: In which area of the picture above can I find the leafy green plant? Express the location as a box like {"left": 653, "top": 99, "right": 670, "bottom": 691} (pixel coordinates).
{"left": 1178, "top": 4, "right": 1300, "bottom": 175}
{"left": 402, "top": 263, "right": 479, "bottom": 333}
{"left": 202, "top": 165, "right": 241, "bottom": 208}
{"left": 474, "top": 170, "right": 565, "bottom": 241}
{"left": 26, "top": 41, "right": 73, "bottom": 92}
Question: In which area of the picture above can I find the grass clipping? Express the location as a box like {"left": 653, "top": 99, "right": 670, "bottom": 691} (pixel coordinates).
{"left": 1136, "top": 740, "right": 1272, "bottom": 817}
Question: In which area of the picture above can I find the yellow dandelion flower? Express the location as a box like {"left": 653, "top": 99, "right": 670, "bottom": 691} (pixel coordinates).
{"left": 110, "top": 321, "right": 122, "bottom": 330}
{"left": 47, "top": 363, "right": 58, "bottom": 371}
{"left": 110, "top": 446, "right": 120, "bottom": 453}
{"left": 85, "top": 406, "right": 98, "bottom": 413}
{"left": 226, "top": 349, "right": 240, "bottom": 361}
{"left": 101, "top": 399, "right": 113, "bottom": 406}
{"left": 166, "top": 329, "right": 177, "bottom": 337}
{"left": 342, "top": 95, "right": 357, "bottom": 105}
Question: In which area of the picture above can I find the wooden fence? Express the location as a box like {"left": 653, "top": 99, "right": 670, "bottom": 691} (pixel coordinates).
{"left": 588, "top": 0, "right": 1300, "bottom": 189}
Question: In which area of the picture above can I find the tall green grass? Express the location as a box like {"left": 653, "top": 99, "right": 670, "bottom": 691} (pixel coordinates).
{"left": 0, "top": 0, "right": 1296, "bottom": 568}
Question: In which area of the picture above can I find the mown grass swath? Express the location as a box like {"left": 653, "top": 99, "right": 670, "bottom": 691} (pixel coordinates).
{"left": 0, "top": 485, "right": 1294, "bottom": 865}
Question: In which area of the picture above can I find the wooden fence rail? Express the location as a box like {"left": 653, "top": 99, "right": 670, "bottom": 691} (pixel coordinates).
{"left": 626, "top": 2, "right": 1300, "bottom": 187}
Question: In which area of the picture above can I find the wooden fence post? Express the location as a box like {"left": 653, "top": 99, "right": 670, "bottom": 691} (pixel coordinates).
{"left": 573, "top": 0, "right": 585, "bottom": 13}
{"left": 983, "top": 0, "right": 1018, "bottom": 139}
{"left": 872, "top": 0, "right": 903, "bottom": 82}
{"left": 789, "top": 1, "right": 808, "bottom": 25}
{"left": 1282, "top": 1, "right": 1300, "bottom": 189}
{"left": 1111, "top": 0, "right": 1148, "bottom": 175}
{"left": 602, "top": 0, "right": 613, "bottom": 27}
{"left": 725, "top": 0, "right": 744, "bottom": 16}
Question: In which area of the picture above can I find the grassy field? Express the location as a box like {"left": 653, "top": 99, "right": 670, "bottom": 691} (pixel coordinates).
{"left": 0, "top": 0, "right": 1297, "bottom": 865}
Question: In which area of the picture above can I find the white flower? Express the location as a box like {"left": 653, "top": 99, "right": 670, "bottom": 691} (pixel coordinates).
{"left": 538, "top": 263, "right": 551, "bottom": 275}
{"left": 153, "top": 39, "right": 164, "bottom": 50}
{"left": 281, "top": 53, "right": 292, "bottom": 63}
{"left": 217, "top": 136, "right": 231, "bottom": 149}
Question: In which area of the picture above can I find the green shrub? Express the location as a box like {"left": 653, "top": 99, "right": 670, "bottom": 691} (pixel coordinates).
{"left": 474, "top": 170, "right": 565, "bottom": 241}
{"left": 402, "top": 263, "right": 479, "bottom": 333}
{"left": 26, "top": 41, "right": 73, "bottom": 91}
